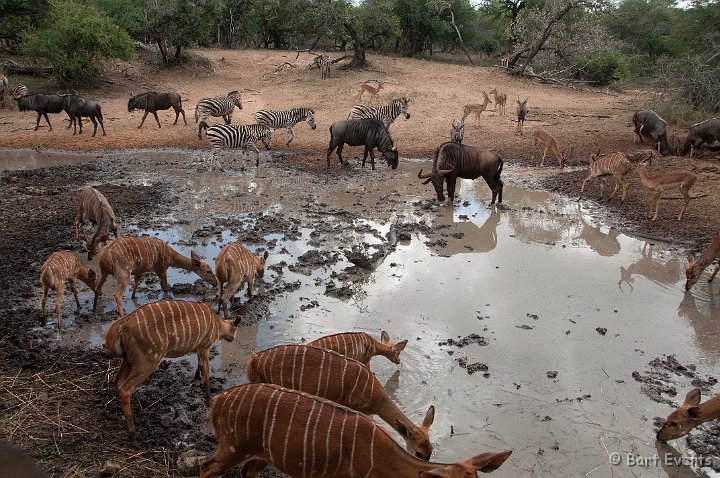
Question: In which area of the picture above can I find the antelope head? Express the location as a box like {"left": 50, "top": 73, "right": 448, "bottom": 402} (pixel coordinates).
{"left": 256, "top": 250, "right": 269, "bottom": 278}
{"left": 191, "top": 251, "right": 218, "bottom": 286}
{"left": 657, "top": 388, "right": 705, "bottom": 441}
{"left": 418, "top": 165, "right": 454, "bottom": 201}
{"left": 381, "top": 330, "right": 408, "bottom": 364}
{"left": 85, "top": 233, "right": 110, "bottom": 261}
{"left": 685, "top": 254, "right": 702, "bottom": 290}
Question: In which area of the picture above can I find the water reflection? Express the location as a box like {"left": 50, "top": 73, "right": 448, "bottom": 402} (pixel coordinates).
{"left": 677, "top": 292, "right": 720, "bottom": 360}
{"left": 619, "top": 243, "right": 683, "bottom": 291}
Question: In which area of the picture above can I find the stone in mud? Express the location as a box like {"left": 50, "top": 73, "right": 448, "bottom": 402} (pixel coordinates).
{"left": 547, "top": 371, "right": 558, "bottom": 379}
{"left": 439, "top": 334, "right": 489, "bottom": 347}
{"left": 596, "top": 327, "right": 607, "bottom": 336}
{"left": 176, "top": 450, "right": 208, "bottom": 476}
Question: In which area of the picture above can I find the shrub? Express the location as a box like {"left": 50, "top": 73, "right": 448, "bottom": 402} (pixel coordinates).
{"left": 21, "top": 0, "right": 133, "bottom": 85}
{"left": 574, "top": 51, "right": 626, "bottom": 86}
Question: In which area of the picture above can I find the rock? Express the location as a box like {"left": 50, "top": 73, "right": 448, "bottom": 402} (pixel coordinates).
{"left": 547, "top": 371, "right": 558, "bottom": 379}
{"left": 100, "top": 461, "right": 122, "bottom": 477}
{"left": 596, "top": 327, "right": 607, "bottom": 336}
{"left": 176, "top": 449, "right": 209, "bottom": 476}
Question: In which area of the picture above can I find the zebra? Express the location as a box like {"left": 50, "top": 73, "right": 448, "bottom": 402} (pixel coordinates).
{"left": 194, "top": 90, "right": 243, "bottom": 139}
{"left": 1, "top": 75, "right": 28, "bottom": 109}
{"left": 348, "top": 97, "right": 411, "bottom": 127}
{"left": 314, "top": 55, "right": 330, "bottom": 79}
{"left": 254, "top": 107, "right": 316, "bottom": 146}
{"left": 206, "top": 123, "right": 272, "bottom": 170}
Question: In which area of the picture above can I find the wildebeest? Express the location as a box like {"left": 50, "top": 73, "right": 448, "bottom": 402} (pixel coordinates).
{"left": 61, "top": 94, "right": 106, "bottom": 136}
{"left": 682, "top": 118, "right": 720, "bottom": 158}
{"left": 14, "top": 93, "right": 67, "bottom": 131}
{"left": 418, "top": 141, "right": 504, "bottom": 203}
{"left": 632, "top": 110, "right": 673, "bottom": 156}
{"left": 327, "top": 118, "right": 398, "bottom": 170}
{"left": 127, "top": 91, "right": 186, "bottom": 128}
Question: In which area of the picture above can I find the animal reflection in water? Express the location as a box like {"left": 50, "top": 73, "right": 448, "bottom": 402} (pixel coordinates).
{"left": 677, "top": 292, "right": 720, "bottom": 358}
{"left": 618, "top": 243, "right": 682, "bottom": 291}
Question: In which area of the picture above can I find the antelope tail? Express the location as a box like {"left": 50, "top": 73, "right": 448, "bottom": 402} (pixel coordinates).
{"left": 105, "top": 321, "right": 125, "bottom": 358}
{"left": 245, "top": 360, "right": 260, "bottom": 383}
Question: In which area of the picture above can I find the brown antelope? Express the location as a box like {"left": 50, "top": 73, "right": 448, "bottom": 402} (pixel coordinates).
{"left": 105, "top": 300, "right": 241, "bottom": 441}
{"left": 500, "top": 55, "right": 509, "bottom": 68}
{"left": 488, "top": 88, "right": 507, "bottom": 116}
{"left": 657, "top": 388, "right": 720, "bottom": 441}
{"left": 200, "top": 383, "right": 512, "bottom": 478}
{"left": 246, "top": 344, "right": 435, "bottom": 460}
{"left": 308, "top": 330, "right": 408, "bottom": 366}
{"left": 358, "top": 81, "right": 384, "bottom": 104}
{"left": 515, "top": 98, "right": 528, "bottom": 135}
{"left": 40, "top": 251, "right": 99, "bottom": 330}
{"left": 214, "top": 243, "right": 269, "bottom": 320}
{"left": 461, "top": 92, "right": 492, "bottom": 124}
{"left": 685, "top": 233, "right": 720, "bottom": 291}
{"left": 93, "top": 236, "right": 217, "bottom": 316}
{"left": 579, "top": 152, "right": 633, "bottom": 202}
{"left": 75, "top": 186, "right": 119, "bottom": 260}
{"left": 637, "top": 160, "right": 697, "bottom": 221}
{"left": 532, "top": 129, "right": 569, "bottom": 169}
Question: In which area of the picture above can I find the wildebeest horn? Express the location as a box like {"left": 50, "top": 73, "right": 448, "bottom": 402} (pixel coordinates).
{"left": 438, "top": 168, "right": 453, "bottom": 176}
{"left": 418, "top": 168, "right": 431, "bottom": 179}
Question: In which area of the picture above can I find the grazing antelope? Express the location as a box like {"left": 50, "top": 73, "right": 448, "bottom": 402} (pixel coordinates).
{"left": 682, "top": 118, "right": 720, "bottom": 158}
{"left": 532, "top": 129, "right": 569, "bottom": 169}
{"left": 461, "top": 92, "right": 492, "bottom": 124}
{"left": 40, "top": 251, "right": 99, "bottom": 330}
{"left": 105, "top": 300, "right": 241, "bottom": 441}
{"left": 308, "top": 330, "right": 408, "bottom": 366}
{"left": 515, "top": 98, "right": 528, "bottom": 135}
{"left": 214, "top": 243, "right": 269, "bottom": 319}
{"left": 686, "top": 234, "right": 720, "bottom": 291}
{"left": 246, "top": 344, "right": 435, "bottom": 459}
{"left": 637, "top": 160, "right": 697, "bottom": 221}
{"left": 358, "top": 81, "right": 384, "bottom": 104}
{"left": 657, "top": 388, "right": 720, "bottom": 441}
{"left": 488, "top": 88, "right": 507, "bottom": 116}
{"left": 93, "top": 237, "right": 217, "bottom": 316}
{"left": 579, "top": 152, "right": 633, "bottom": 202}
{"left": 75, "top": 186, "right": 119, "bottom": 260}
{"left": 200, "top": 383, "right": 512, "bottom": 478}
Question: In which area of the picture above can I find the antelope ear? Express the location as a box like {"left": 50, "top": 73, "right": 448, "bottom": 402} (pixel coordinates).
{"left": 394, "top": 339, "right": 408, "bottom": 352}
{"left": 381, "top": 330, "right": 390, "bottom": 343}
{"left": 233, "top": 315, "right": 243, "bottom": 327}
{"left": 263, "top": 250, "right": 269, "bottom": 260}
{"left": 423, "top": 405, "right": 435, "bottom": 428}
{"left": 471, "top": 450, "right": 513, "bottom": 472}
{"left": 684, "top": 388, "right": 702, "bottom": 406}
{"left": 88, "top": 269, "right": 97, "bottom": 279}
{"left": 190, "top": 250, "right": 203, "bottom": 265}
{"left": 395, "top": 419, "right": 412, "bottom": 438}
{"left": 688, "top": 406, "right": 702, "bottom": 418}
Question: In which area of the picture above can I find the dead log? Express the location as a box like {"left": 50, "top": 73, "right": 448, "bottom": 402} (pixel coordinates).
{"left": 1, "top": 60, "right": 53, "bottom": 77}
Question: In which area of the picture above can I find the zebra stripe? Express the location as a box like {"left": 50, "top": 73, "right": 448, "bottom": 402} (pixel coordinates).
{"left": 206, "top": 123, "right": 272, "bottom": 169}
{"left": 195, "top": 90, "right": 243, "bottom": 139}
{"left": 255, "top": 108, "right": 316, "bottom": 146}
{"left": 348, "top": 98, "right": 410, "bottom": 127}
{"left": 314, "top": 55, "right": 330, "bottom": 79}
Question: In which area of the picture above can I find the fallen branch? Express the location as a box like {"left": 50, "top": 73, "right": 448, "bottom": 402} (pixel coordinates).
{"left": 1, "top": 60, "right": 53, "bottom": 77}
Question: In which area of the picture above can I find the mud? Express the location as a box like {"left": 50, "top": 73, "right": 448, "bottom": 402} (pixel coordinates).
{"left": 1, "top": 148, "right": 720, "bottom": 478}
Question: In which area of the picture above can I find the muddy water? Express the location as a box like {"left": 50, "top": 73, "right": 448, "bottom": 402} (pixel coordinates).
{"left": 23, "top": 150, "right": 720, "bottom": 477}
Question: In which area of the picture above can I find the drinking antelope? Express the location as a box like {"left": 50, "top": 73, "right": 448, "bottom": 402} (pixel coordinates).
{"left": 75, "top": 186, "right": 119, "bottom": 260}
{"left": 488, "top": 88, "right": 507, "bottom": 116}
{"left": 579, "top": 152, "right": 633, "bottom": 202}
{"left": 40, "top": 251, "right": 99, "bottom": 330}
{"left": 308, "top": 330, "right": 408, "bottom": 366}
{"left": 214, "top": 243, "right": 269, "bottom": 319}
{"left": 515, "top": 98, "right": 528, "bottom": 135}
{"left": 461, "top": 92, "right": 492, "bottom": 124}
{"left": 685, "top": 233, "right": 720, "bottom": 291}
{"left": 199, "top": 383, "right": 512, "bottom": 478}
{"left": 93, "top": 236, "right": 217, "bottom": 316}
{"left": 637, "top": 160, "right": 697, "bottom": 220}
{"left": 105, "top": 300, "right": 241, "bottom": 441}
{"left": 247, "top": 344, "right": 435, "bottom": 459}
{"left": 657, "top": 388, "right": 720, "bottom": 441}
{"left": 532, "top": 129, "right": 569, "bottom": 169}
{"left": 358, "top": 81, "right": 384, "bottom": 104}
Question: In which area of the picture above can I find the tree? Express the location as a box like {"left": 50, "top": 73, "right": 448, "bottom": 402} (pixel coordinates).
{"left": 142, "top": 0, "right": 216, "bottom": 64}
{"left": 21, "top": 0, "right": 133, "bottom": 84}
{"left": 342, "top": 0, "right": 398, "bottom": 67}
{"left": 0, "top": 0, "right": 50, "bottom": 50}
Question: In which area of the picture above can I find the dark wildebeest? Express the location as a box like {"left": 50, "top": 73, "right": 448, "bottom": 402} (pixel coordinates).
{"left": 632, "top": 110, "right": 673, "bottom": 156}
{"left": 14, "top": 93, "right": 67, "bottom": 131}
{"left": 682, "top": 118, "right": 720, "bottom": 158}
{"left": 61, "top": 94, "right": 106, "bottom": 136}
{"left": 327, "top": 118, "right": 399, "bottom": 170}
{"left": 128, "top": 91, "right": 186, "bottom": 128}
{"left": 418, "top": 141, "right": 504, "bottom": 203}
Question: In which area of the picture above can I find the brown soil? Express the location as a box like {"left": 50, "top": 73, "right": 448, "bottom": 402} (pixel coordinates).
{"left": 1, "top": 49, "right": 720, "bottom": 477}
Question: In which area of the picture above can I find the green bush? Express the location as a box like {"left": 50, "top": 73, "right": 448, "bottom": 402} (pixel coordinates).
{"left": 574, "top": 51, "right": 626, "bottom": 86}
{"left": 21, "top": 0, "right": 133, "bottom": 85}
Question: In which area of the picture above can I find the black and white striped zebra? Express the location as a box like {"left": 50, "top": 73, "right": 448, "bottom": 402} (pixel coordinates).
{"left": 348, "top": 97, "right": 411, "bottom": 127}
{"left": 206, "top": 123, "right": 272, "bottom": 170}
{"left": 1, "top": 75, "right": 28, "bottom": 108}
{"left": 313, "top": 55, "right": 330, "bottom": 79}
{"left": 254, "top": 107, "right": 316, "bottom": 146}
{"left": 194, "top": 90, "right": 243, "bottom": 139}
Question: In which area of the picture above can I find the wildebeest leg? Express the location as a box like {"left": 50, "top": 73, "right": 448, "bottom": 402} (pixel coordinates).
{"left": 97, "top": 116, "right": 106, "bottom": 136}
{"left": 369, "top": 148, "right": 377, "bottom": 170}
{"left": 44, "top": 113, "right": 53, "bottom": 132}
{"left": 138, "top": 111, "right": 148, "bottom": 128}
{"left": 153, "top": 112, "right": 161, "bottom": 128}
{"left": 362, "top": 146, "right": 369, "bottom": 168}
{"left": 77, "top": 117, "right": 84, "bottom": 135}
{"left": 180, "top": 108, "right": 187, "bottom": 125}
{"left": 336, "top": 144, "right": 345, "bottom": 165}
{"left": 447, "top": 177, "right": 457, "bottom": 202}
{"left": 90, "top": 117, "right": 98, "bottom": 137}
{"left": 34, "top": 111, "right": 43, "bottom": 131}
{"left": 172, "top": 108, "right": 180, "bottom": 126}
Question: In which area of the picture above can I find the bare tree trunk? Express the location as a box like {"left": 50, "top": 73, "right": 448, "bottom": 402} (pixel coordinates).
{"left": 343, "top": 22, "right": 368, "bottom": 68}
{"left": 447, "top": 9, "right": 473, "bottom": 65}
